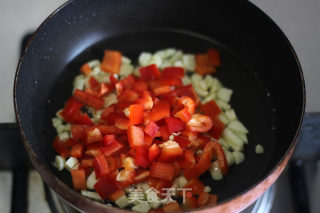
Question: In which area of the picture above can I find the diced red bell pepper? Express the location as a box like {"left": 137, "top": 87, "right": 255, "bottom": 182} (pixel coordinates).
{"left": 204, "top": 141, "right": 228, "bottom": 174}
{"left": 85, "top": 88, "right": 99, "bottom": 98}
{"left": 184, "top": 179, "right": 204, "bottom": 195}
{"left": 70, "top": 143, "right": 83, "bottom": 158}
{"left": 71, "top": 125, "right": 86, "bottom": 141}
{"left": 162, "top": 201, "right": 183, "bottom": 212}
{"left": 144, "top": 134, "right": 154, "bottom": 147}
{"left": 135, "top": 147, "right": 149, "bottom": 168}
{"left": 61, "top": 97, "right": 93, "bottom": 125}
{"left": 162, "top": 67, "right": 184, "bottom": 79}
{"left": 93, "top": 154, "right": 110, "bottom": 179}
{"left": 159, "top": 78, "right": 183, "bottom": 87}
{"left": 101, "top": 106, "right": 116, "bottom": 124}
{"left": 107, "top": 156, "right": 119, "bottom": 172}
{"left": 103, "top": 134, "right": 116, "bottom": 145}
{"left": 175, "top": 107, "right": 192, "bottom": 123}
{"left": 144, "top": 121, "right": 159, "bottom": 138}
{"left": 207, "top": 49, "right": 221, "bottom": 67}
{"left": 133, "top": 80, "right": 148, "bottom": 92}
{"left": 173, "top": 161, "right": 181, "bottom": 178}
{"left": 88, "top": 76, "right": 100, "bottom": 90}
{"left": 86, "top": 128, "right": 103, "bottom": 144}
{"left": 116, "top": 169, "right": 136, "bottom": 188}
{"left": 195, "top": 65, "right": 216, "bottom": 75}
{"left": 98, "top": 83, "right": 110, "bottom": 97}
{"left": 197, "top": 192, "right": 210, "bottom": 207}
{"left": 149, "top": 162, "right": 176, "bottom": 181}
{"left": 210, "top": 116, "right": 225, "bottom": 139}
{"left": 200, "top": 100, "right": 221, "bottom": 118}
{"left": 65, "top": 138, "right": 78, "bottom": 147}
{"left": 70, "top": 169, "right": 86, "bottom": 190}
{"left": 164, "top": 117, "right": 186, "bottom": 134}
{"left": 158, "top": 143, "right": 183, "bottom": 162}
{"left": 187, "top": 114, "right": 213, "bottom": 133}
{"left": 134, "top": 170, "right": 150, "bottom": 183}
{"left": 135, "top": 90, "right": 153, "bottom": 111}
{"left": 108, "top": 189, "right": 125, "bottom": 202}
{"left": 85, "top": 144, "right": 102, "bottom": 156}
{"left": 73, "top": 89, "right": 104, "bottom": 109}
{"left": 127, "top": 125, "right": 145, "bottom": 148}
{"left": 95, "top": 125, "right": 125, "bottom": 135}
{"left": 109, "top": 74, "right": 118, "bottom": 89}
{"left": 149, "top": 100, "right": 170, "bottom": 122}
{"left": 94, "top": 175, "right": 119, "bottom": 199}
{"left": 115, "top": 117, "right": 130, "bottom": 130}
{"left": 174, "top": 136, "right": 191, "bottom": 149}
{"left": 196, "top": 135, "right": 211, "bottom": 149}
{"left": 207, "top": 194, "right": 218, "bottom": 205}
{"left": 148, "top": 144, "right": 161, "bottom": 162}
{"left": 117, "top": 90, "right": 139, "bottom": 102}
{"left": 129, "top": 104, "right": 144, "bottom": 125}
{"left": 80, "top": 63, "right": 91, "bottom": 75}
{"left": 100, "top": 50, "right": 122, "bottom": 74}
{"left": 179, "top": 149, "right": 195, "bottom": 169}
{"left": 119, "top": 75, "right": 134, "bottom": 90}
{"left": 100, "top": 139, "right": 124, "bottom": 157}
{"left": 139, "top": 64, "right": 161, "bottom": 81}
{"left": 183, "top": 150, "right": 212, "bottom": 180}
{"left": 152, "top": 85, "right": 172, "bottom": 96}
{"left": 52, "top": 137, "right": 69, "bottom": 158}
{"left": 182, "top": 194, "right": 198, "bottom": 210}
{"left": 169, "top": 85, "right": 200, "bottom": 106}
{"left": 80, "top": 158, "right": 93, "bottom": 168}
{"left": 159, "top": 126, "right": 170, "bottom": 141}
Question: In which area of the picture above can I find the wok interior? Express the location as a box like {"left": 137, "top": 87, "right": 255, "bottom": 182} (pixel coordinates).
{"left": 15, "top": 0, "right": 304, "bottom": 206}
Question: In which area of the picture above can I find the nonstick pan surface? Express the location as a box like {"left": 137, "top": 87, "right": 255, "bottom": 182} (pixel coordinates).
{"left": 14, "top": 0, "right": 305, "bottom": 212}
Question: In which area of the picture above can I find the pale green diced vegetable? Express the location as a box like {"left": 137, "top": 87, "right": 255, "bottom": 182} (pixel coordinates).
{"left": 168, "top": 50, "right": 183, "bottom": 64}
{"left": 87, "top": 59, "right": 100, "bottom": 68}
{"left": 232, "top": 151, "right": 245, "bottom": 165}
{"left": 198, "top": 81, "right": 208, "bottom": 90}
{"left": 235, "top": 131, "right": 248, "bottom": 144}
{"left": 119, "top": 64, "right": 134, "bottom": 77}
{"left": 65, "top": 157, "right": 79, "bottom": 171}
{"left": 115, "top": 195, "right": 130, "bottom": 208}
{"left": 146, "top": 189, "right": 161, "bottom": 209}
{"left": 222, "top": 128, "right": 243, "bottom": 151}
{"left": 123, "top": 107, "right": 130, "bottom": 117}
{"left": 125, "top": 186, "right": 134, "bottom": 193}
{"left": 255, "top": 144, "right": 264, "bottom": 154}
{"left": 58, "top": 132, "right": 70, "bottom": 141}
{"left": 204, "top": 75, "right": 214, "bottom": 87}
{"left": 204, "top": 186, "right": 212, "bottom": 193}
{"left": 163, "top": 48, "right": 177, "bottom": 59}
{"left": 149, "top": 55, "right": 162, "bottom": 67}
{"left": 202, "top": 93, "right": 216, "bottom": 104}
{"left": 223, "top": 148, "right": 235, "bottom": 166}
{"left": 173, "top": 60, "right": 183, "bottom": 67}
{"left": 217, "top": 87, "right": 233, "bottom": 103}
{"left": 210, "top": 78, "right": 222, "bottom": 93}
{"left": 191, "top": 73, "right": 203, "bottom": 85}
{"left": 160, "top": 61, "right": 172, "bottom": 69}
{"left": 228, "top": 120, "right": 249, "bottom": 134}
{"left": 73, "top": 75, "right": 86, "bottom": 92}
{"left": 209, "top": 161, "right": 223, "bottom": 180}
{"left": 138, "top": 52, "right": 152, "bottom": 66}
{"left": 81, "top": 190, "right": 103, "bottom": 201}
{"left": 133, "top": 67, "right": 141, "bottom": 77}
{"left": 182, "top": 54, "right": 195, "bottom": 71}
{"left": 218, "top": 112, "right": 229, "bottom": 125}
{"left": 56, "top": 125, "right": 66, "bottom": 134}
{"left": 182, "top": 75, "right": 191, "bottom": 85}
{"left": 65, "top": 123, "right": 71, "bottom": 131}
{"left": 52, "top": 155, "right": 65, "bottom": 171}
{"left": 141, "top": 183, "right": 150, "bottom": 191}
{"left": 86, "top": 171, "right": 98, "bottom": 190}
{"left": 132, "top": 203, "right": 151, "bottom": 213}
{"left": 153, "top": 49, "right": 166, "bottom": 59}
{"left": 177, "top": 176, "right": 188, "bottom": 188}
{"left": 217, "top": 138, "right": 230, "bottom": 149}
{"left": 194, "top": 87, "right": 209, "bottom": 97}
{"left": 122, "top": 56, "right": 131, "bottom": 65}
{"left": 52, "top": 117, "right": 62, "bottom": 128}
{"left": 225, "top": 109, "right": 237, "bottom": 121}
{"left": 91, "top": 66, "right": 101, "bottom": 76}
{"left": 216, "top": 100, "right": 231, "bottom": 111}
{"left": 104, "top": 93, "right": 117, "bottom": 107}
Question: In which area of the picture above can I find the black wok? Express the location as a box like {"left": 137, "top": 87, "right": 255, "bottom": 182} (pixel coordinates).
{"left": 14, "top": 0, "right": 305, "bottom": 212}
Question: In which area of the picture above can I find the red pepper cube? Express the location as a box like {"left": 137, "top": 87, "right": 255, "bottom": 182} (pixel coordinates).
{"left": 73, "top": 89, "right": 104, "bottom": 109}
{"left": 117, "top": 90, "right": 139, "bottom": 102}
{"left": 207, "top": 49, "right": 221, "bottom": 67}
{"left": 162, "top": 67, "right": 185, "bottom": 79}
{"left": 159, "top": 126, "right": 170, "bottom": 141}
{"left": 164, "top": 117, "right": 186, "bottom": 134}
{"left": 149, "top": 162, "right": 175, "bottom": 181}
{"left": 179, "top": 149, "right": 195, "bottom": 169}
{"left": 139, "top": 64, "right": 161, "bottom": 81}
{"left": 52, "top": 137, "right": 69, "bottom": 158}
{"left": 70, "top": 169, "right": 86, "bottom": 190}
{"left": 127, "top": 125, "right": 145, "bottom": 148}
{"left": 210, "top": 116, "right": 225, "bottom": 139}
{"left": 129, "top": 104, "right": 144, "bottom": 125}
{"left": 70, "top": 143, "right": 83, "bottom": 158}
{"left": 144, "top": 121, "right": 159, "bottom": 138}
{"left": 93, "top": 154, "right": 110, "bottom": 179}
{"left": 61, "top": 97, "right": 83, "bottom": 121}
{"left": 200, "top": 100, "right": 221, "bottom": 118}
{"left": 103, "top": 134, "right": 116, "bottom": 145}
{"left": 100, "top": 140, "right": 124, "bottom": 157}
{"left": 135, "top": 147, "right": 149, "bottom": 168}
{"left": 94, "top": 175, "right": 119, "bottom": 199}
{"left": 174, "top": 135, "right": 191, "bottom": 149}
{"left": 148, "top": 144, "right": 161, "bottom": 162}
{"left": 149, "top": 100, "right": 170, "bottom": 122}
{"left": 116, "top": 169, "right": 136, "bottom": 189}
{"left": 86, "top": 128, "right": 103, "bottom": 144}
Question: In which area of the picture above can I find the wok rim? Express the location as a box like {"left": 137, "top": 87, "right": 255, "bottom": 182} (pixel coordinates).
{"left": 13, "top": 0, "right": 306, "bottom": 212}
